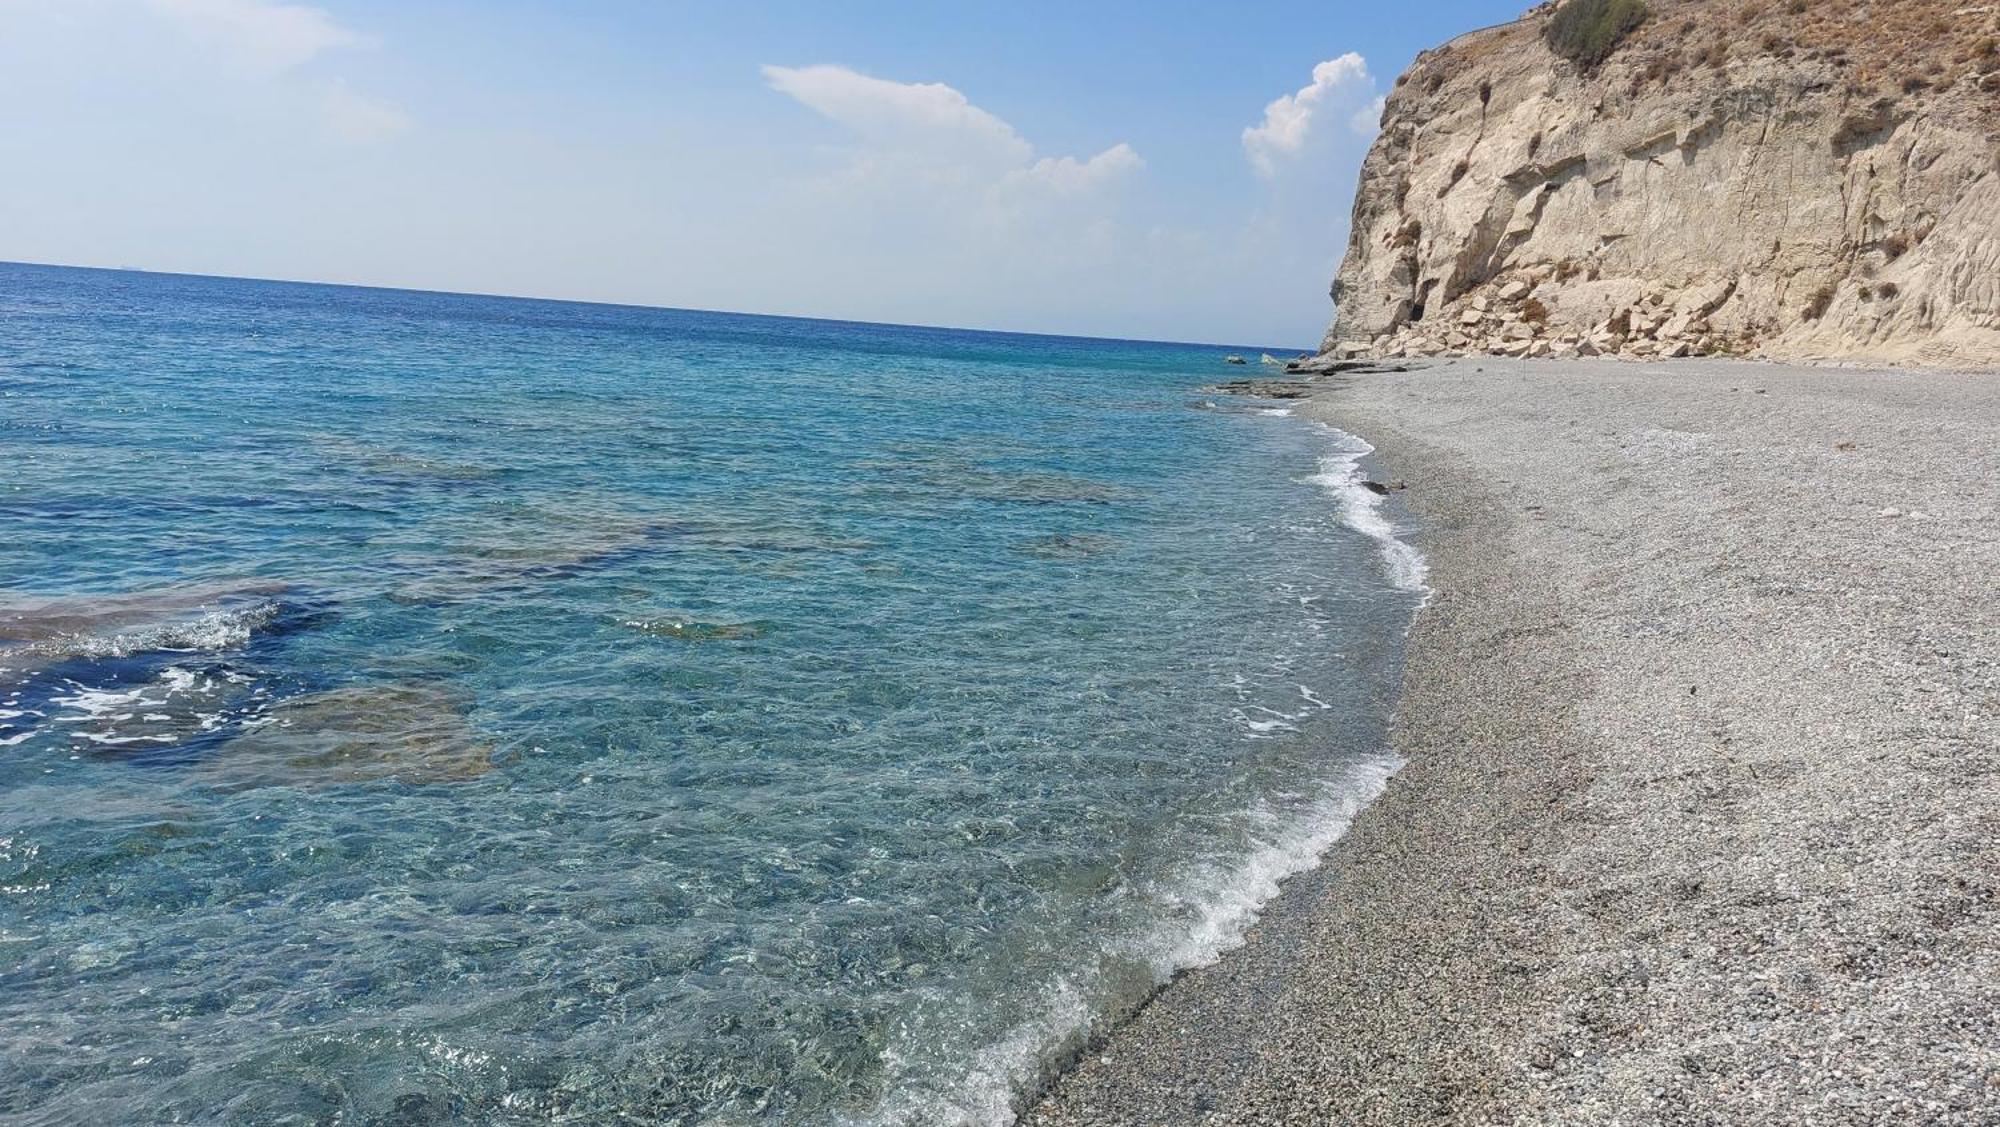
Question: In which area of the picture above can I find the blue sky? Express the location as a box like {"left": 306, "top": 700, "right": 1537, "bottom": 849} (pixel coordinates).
{"left": 0, "top": 1, "right": 1522, "bottom": 345}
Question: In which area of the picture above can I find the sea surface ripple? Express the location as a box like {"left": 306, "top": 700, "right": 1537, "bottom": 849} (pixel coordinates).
{"left": 0, "top": 263, "right": 1423, "bottom": 1125}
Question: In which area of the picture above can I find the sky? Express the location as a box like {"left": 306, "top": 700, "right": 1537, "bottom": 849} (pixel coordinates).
{"left": 0, "top": 1, "right": 1524, "bottom": 346}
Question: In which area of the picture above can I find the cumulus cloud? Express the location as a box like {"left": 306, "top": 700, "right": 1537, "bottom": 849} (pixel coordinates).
{"left": 764, "top": 63, "right": 1136, "bottom": 198}
{"left": 1242, "top": 53, "right": 1375, "bottom": 178}
{"left": 763, "top": 64, "right": 1033, "bottom": 171}
{"left": 145, "top": 0, "right": 364, "bottom": 75}
{"left": 1004, "top": 143, "right": 1143, "bottom": 195}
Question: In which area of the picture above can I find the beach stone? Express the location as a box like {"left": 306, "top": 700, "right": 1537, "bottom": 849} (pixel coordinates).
{"left": 208, "top": 682, "right": 493, "bottom": 788}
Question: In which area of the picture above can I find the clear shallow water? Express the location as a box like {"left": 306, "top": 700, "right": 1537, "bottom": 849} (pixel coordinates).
{"left": 0, "top": 263, "right": 1422, "bottom": 1125}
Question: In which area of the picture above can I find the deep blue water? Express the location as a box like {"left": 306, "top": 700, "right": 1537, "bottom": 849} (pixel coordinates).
{"left": 0, "top": 263, "right": 1422, "bottom": 1125}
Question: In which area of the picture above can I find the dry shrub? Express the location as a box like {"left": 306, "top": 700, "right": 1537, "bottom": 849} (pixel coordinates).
{"left": 1546, "top": 0, "right": 1651, "bottom": 69}
{"left": 1805, "top": 283, "right": 1836, "bottom": 320}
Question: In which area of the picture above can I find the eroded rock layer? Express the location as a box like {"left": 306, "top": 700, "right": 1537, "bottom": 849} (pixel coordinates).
{"left": 1320, "top": 0, "right": 2000, "bottom": 368}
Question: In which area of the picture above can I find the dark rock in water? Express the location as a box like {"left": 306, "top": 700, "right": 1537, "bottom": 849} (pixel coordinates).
{"left": 1015, "top": 533, "right": 1121, "bottom": 560}
{"left": 1285, "top": 359, "right": 1420, "bottom": 376}
{"left": 0, "top": 582, "right": 291, "bottom": 647}
{"left": 207, "top": 682, "right": 493, "bottom": 788}
{"left": 622, "top": 616, "right": 764, "bottom": 642}
{"left": 311, "top": 437, "right": 507, "bottom": 483}
{"left": 849, "top": 448, "right": 1127, "bottom": 507}
{"left": 1224, "top": 355, "right": 1248, "bottom": 365}
{"left": 1205, "top": 379, "right": 1316, "bottom": 400}
{"left": 0, "top": 581, "right": 294, "bottom": 675}
{"left": 983, "top": 473, "right": 1125, "bottom": 505}
{"left": 37, "top": 662, "right": 268, "bottom": 761}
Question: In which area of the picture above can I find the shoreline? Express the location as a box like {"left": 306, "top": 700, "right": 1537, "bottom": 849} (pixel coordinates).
{"left": 1027, "top": 358, "right": 1998, "bottom": 1124}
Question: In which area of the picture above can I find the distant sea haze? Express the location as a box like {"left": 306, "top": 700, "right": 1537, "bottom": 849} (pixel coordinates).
{"left": 0, "top": 263, "right": 1423, "bottom": 1124}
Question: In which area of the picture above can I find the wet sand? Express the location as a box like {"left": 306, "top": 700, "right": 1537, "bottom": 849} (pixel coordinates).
{"left": 1028, "top": 358, "right": 1999, "bottom": 1125}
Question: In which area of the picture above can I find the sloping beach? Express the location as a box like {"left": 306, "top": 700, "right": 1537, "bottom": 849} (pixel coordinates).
{"left": 1031, "top": 358, "right": 1998, "bottom": 1124}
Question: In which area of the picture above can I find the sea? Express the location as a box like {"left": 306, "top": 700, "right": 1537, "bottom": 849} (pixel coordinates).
{"left": 0, "top": 262, "right": 1425, "bottom": 1125}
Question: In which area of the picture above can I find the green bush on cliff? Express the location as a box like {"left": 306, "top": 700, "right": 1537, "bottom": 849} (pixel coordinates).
{"left": 1546, "top": 0, "right": 1650, "bottom": 68}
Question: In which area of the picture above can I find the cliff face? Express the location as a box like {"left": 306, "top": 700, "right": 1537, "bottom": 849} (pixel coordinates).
{"left": 1323, "top": 0, "right": 2000, "bottom": 368}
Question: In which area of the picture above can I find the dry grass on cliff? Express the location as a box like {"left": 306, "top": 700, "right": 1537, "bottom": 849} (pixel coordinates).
{"left": 1403, "top": 0, "right": 2000, "bottom": 117}
{"left": 1617, "top": 0, "right": 2000, "bottom": 100}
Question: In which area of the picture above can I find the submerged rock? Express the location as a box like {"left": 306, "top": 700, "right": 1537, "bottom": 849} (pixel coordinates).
{"left": 1014, "top": 533, "right": 1121, "bottom": 560}
{"left": 621, "top": 616, "right": 764, "bottom": 642}
{"left": 311, "top": 437, "right": 507, "bottom": 483}
{"left": 208, "top": 682, "right": 493, "bottom": 788}
{"left": 1205, "top": 379, "right": 1317, "bottom": 400}
{"left": 37, "top": 663, "right": 268, "bottom": 758}
{"left": 0, "top": 582, "right": 293, "bottom": 673}
{"left": 388, "top": 508, "right": 872, "bottom": 603}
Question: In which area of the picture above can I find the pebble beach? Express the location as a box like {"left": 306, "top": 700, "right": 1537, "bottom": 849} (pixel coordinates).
{"left": 1029, "top": 358, "right": 1999, "bottom": 1125}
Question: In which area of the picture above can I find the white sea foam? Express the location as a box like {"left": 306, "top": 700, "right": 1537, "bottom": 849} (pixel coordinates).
{"left": 44, "top": 666, "right": 241, "bottom": 747}
{"left": 1307, "top": 425, "right": 1431, "bottom": 600}
{"left": 10, "top": 602, "right": 281, "bottom": 664}
{"left": 856, "top": 758, "right": 1401, "bottom": 1127}
{"left": 850, "top": 422, "right": 1433, "bottom": 1127}
{"left": 869, "top": 980, "right": 1095, "bottom": 1127}
{"left": 1127, "top": 757, "right": 1399, "bottom": 976}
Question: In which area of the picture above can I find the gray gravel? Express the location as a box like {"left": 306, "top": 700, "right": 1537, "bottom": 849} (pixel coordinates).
{"left": 1025, "top": 358, "right": 1999, "bottom": 1125}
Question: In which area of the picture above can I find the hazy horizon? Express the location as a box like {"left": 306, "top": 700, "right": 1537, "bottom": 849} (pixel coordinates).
{"left": 0, "top": 0, "right": 1523, "bottom": 345}
{"left": 5, "top": 258, "right": 1342, "bottom": 352}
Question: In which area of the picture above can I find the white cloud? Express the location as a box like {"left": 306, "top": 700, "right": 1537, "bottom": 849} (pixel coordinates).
{"left": 1005, "top": 143, "right": 1143, "bottom": 195}
{"left": 764, "top": 64, "right": 1138, "bottom": 200}
{"left": 128, "top": 0, "right": 413, "bottom": 140}
{"left": 145, "top": 0, "right": 364, "bottom": 75}
{"left": 762, "top": 64, "right": 1033, "bottom": 173}
{"left": 321, "top": 81, "right": 412, "bottom": 141}
{"left": 1243, "top": 53, "right": 1375, "bottom": 178}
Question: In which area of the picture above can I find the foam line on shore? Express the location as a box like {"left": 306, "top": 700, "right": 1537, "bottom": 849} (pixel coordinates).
{"left": 1308, "top": 425, "right": 1431, "bottom": 601}
{"left": 862, "top": 760, "right": 1402, "bottom": 1127}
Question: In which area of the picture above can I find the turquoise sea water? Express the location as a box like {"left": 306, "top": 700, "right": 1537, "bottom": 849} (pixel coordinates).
{"left": 0, "top": 263, "right": 1423, "bottom": 1125}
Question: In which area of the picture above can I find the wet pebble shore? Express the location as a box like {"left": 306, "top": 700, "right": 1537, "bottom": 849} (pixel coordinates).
{"left": 1028, "top": 358, "right": 2000, "bottom": 1125}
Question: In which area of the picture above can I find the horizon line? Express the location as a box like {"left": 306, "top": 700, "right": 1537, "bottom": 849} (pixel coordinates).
{"left": 1, "top": 258, "right": 1316, "bottom": 356}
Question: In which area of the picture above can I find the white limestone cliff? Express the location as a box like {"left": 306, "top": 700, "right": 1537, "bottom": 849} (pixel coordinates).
{"left": 1319, "top": 0, "right": 2000, "bottom": 368}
